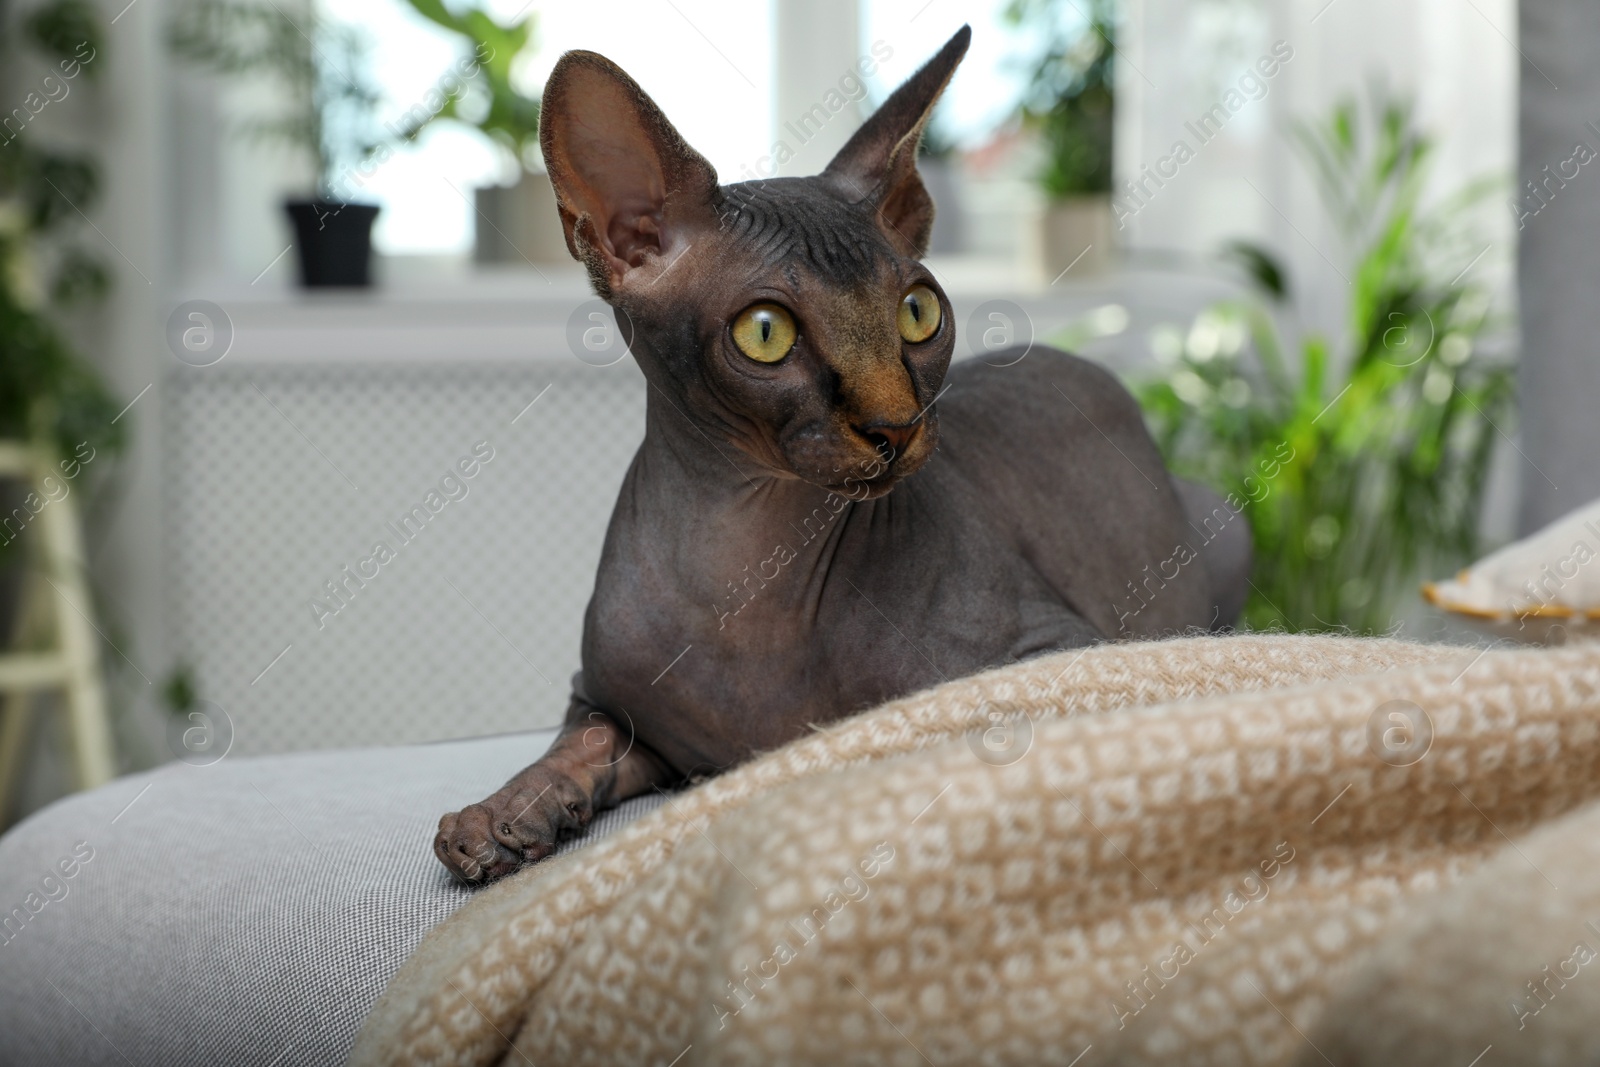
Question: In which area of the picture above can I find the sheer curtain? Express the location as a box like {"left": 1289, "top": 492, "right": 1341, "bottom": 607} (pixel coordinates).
{"left": 1115, "top": 0, "right": 1516, "bottom": 342}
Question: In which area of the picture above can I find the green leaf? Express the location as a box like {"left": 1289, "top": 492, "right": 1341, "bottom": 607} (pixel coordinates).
{"left": 1220, "top": 240, "right": 1290, "bottom": 303}
{"left": 391, "top": 0, "right": 541, "bottom": 158}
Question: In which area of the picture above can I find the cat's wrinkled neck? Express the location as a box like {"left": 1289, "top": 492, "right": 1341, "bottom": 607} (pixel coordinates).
{"left": 642, "top": 386, "right": 813, "bottom": 491}
{"left": 637, "top": 385, "right": 873, "bottom": 547}
{"left": 641, "top": 383, "right": 764, "bottom": 487}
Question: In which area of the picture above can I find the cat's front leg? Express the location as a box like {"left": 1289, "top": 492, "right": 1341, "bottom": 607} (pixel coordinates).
{"left": 434, "top": 700, "right": 672, "bottom": 885}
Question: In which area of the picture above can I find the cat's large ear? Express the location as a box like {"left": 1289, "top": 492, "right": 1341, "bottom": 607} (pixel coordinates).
{"left": 823, "top": 25, "right": 970, "bottom": 257}
{"left": 540, "top": 51, "right": 719, "bottom": 298}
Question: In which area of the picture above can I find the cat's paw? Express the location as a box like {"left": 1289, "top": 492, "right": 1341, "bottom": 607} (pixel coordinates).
{"left": 434, "top": 766, "right": 596, "bottom": 885}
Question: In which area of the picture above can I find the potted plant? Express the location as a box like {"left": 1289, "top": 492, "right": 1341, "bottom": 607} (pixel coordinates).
{"left": 1132, "top": 89, "right": 1515, "bottom": 633}
{"left": 0, "top": 0, "right": 124, "bottom": 640}
{"left": 169, "top": 0, "right": 386, "bottom": 287}
{"left": 393, "top": 0, "right": 565, "bottom": 266}
{"left": 1008, "top": 0, "right": 1116, "bottom": 279}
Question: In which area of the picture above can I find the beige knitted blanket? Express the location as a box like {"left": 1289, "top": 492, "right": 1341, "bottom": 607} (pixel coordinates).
{"left": 352, "top": 634, "right": 1600, "bottom": 1066}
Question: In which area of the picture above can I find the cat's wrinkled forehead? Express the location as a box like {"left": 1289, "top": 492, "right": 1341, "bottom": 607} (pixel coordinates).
{"left": 713, "top": 178, "right": 893, "bottom": 286}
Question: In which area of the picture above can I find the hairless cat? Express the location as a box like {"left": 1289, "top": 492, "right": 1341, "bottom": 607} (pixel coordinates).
{"left": 434, "top": 26, "right": 1251, "bottom": 884}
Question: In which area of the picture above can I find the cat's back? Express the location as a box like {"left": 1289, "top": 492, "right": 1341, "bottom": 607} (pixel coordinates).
{"left": 943, "top": 345, "right": 1142, "bottom": 432}
{"left": 933, "top": 346, "right": 1213, "bottom": 636}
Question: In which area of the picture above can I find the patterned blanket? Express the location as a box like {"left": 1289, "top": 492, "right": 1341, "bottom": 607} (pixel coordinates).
{"left": 352, "top": 633, "right": 1600, "bottom": 1066}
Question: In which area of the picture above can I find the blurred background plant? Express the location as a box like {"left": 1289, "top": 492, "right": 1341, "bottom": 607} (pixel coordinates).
{"left": 0, "top": 0, "right": 122, "bottom": 467}
{"left": 393, "top": 0, "right": 540, "bottom": 175}
{"left": 168, "top": 0, "right": 385, "bottom": 198}
{"left": 0, "top": 0, "right": 127, "bottom": 798}
{"left": 1005, "top": 0, "right": 1115, "bottom": 198}
{"left": 1134, "top": 86, "right": 1515, "bottom": 633}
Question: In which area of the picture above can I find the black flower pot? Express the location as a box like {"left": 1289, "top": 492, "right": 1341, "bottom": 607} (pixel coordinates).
{"left": 284, "top": 200, "right": 380, "bottom": 288}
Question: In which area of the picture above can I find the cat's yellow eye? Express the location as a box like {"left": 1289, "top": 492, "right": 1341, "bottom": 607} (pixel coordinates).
{"left": 898, "top": 284, "right": 941, "bottom": 343}
{"left": 731, "top": 303, "right": 797, "bottom": 364}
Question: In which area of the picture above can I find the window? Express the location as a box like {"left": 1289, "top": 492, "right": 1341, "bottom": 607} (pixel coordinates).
{"left": 321, "top": 0, "right": 776, "bottom": 257}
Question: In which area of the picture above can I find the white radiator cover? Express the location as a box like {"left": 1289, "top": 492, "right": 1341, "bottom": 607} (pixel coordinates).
{"left": 166, "top": 359, "right": 645, "bottom": 755}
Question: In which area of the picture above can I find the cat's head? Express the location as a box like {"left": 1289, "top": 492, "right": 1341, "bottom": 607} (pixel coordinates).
{"left": 541, "top": 27, "right": 970, "bottom": 499}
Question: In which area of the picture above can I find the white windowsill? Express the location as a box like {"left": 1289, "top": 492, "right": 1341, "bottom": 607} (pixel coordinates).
{"left": 173, "top": 254, "right": 1239, "bottom": 368}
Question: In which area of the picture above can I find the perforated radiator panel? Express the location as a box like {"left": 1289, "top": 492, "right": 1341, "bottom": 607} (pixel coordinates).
{"left": 165, "top": 361, "right": 645, "bottom": 755}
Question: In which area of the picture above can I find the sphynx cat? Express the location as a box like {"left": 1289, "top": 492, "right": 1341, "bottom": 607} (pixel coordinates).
{"left": 435, "top": 26, "right": 1250, "bottom": 884}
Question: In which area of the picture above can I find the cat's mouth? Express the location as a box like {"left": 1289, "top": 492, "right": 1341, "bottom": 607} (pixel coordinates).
{"left": 767, "top": 409, "right": 939, "bottom": 498}
{"left": 804, "top": 422, "right": 934, "bottom": 499}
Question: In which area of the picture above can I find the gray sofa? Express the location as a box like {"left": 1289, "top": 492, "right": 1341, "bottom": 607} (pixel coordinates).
{"left": 0, "top": 728, "right": 661, "bottom": 1066}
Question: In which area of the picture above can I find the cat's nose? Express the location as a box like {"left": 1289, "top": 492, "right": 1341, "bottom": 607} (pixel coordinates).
{"left": 854, "top": 420, "right": 921, "bottom": 457}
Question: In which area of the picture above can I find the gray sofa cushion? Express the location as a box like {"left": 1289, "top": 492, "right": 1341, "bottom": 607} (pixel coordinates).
{"left": 0, "top": 729, "right": 664, "bottom": 1066}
